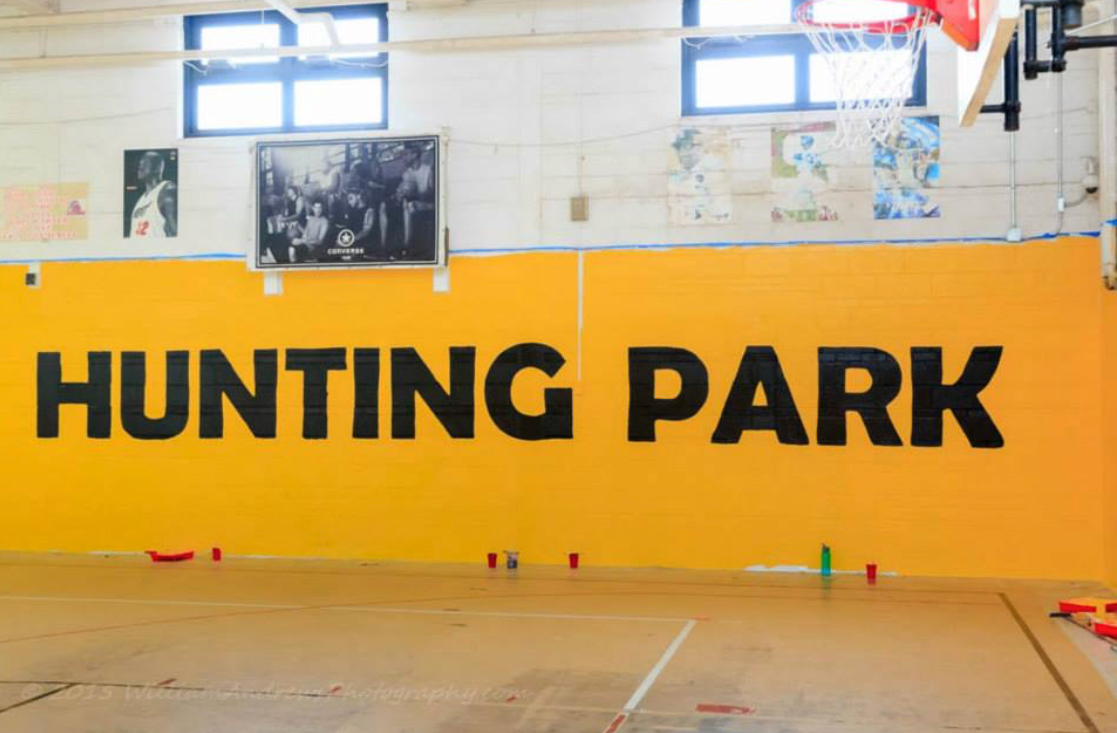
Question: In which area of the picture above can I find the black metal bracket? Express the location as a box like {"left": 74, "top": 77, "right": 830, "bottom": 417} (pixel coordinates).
{"left": 1023, "top": 0, "right": 1117, "bottom": 79}
{"left": 981, "top": 32, "right": 1022, "bottom": 131}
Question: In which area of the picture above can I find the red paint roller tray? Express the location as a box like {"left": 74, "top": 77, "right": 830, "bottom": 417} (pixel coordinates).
{"left": 145, "top": 550, "right": 195, "bottom": 562}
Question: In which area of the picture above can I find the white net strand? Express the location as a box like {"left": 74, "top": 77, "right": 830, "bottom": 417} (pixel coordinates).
{"left": 797, "top": 5, "right": 934, "bottom": 149}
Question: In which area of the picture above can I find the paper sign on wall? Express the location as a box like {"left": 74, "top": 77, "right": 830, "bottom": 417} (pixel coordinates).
{"left": 0, "top": 183, "right": 88, "bottom": 241}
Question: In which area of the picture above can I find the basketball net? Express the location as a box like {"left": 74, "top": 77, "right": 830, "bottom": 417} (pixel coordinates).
{"left": 796, "top": 0, "right": 936, "bottom": 150}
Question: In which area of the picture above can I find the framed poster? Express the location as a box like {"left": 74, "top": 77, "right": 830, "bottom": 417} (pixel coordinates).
{"left": 124, "top": 149, "right": 178, "bottom": 238}
{"left": 254, "top": 134, "right": 445, "bottom": 270}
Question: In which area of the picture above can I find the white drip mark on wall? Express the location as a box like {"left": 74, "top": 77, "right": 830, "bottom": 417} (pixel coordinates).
{"left": 577, "top": 249, "right": 585, "bottom": 381}
{"left": 263, "top": 271, "right": 283, "bottom": 296}
{"left": 433, "top": 266, "right": 450, "bottom": 293}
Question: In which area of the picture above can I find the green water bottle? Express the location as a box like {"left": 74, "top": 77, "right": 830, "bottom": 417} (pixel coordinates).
{"left": 821, "top": 544, "right": 832, "bottom": 577}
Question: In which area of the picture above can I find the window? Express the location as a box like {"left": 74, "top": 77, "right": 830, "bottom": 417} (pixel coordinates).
{"left": 681, "top": 0, "right": 926, "bottom": 116}
{"left": 184, "top": 4, "right": 388, "bottom": 137}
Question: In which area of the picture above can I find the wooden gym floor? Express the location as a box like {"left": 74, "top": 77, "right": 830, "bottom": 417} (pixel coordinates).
{"left": 0, "top": 553, "right": 1113, "bottom": 733}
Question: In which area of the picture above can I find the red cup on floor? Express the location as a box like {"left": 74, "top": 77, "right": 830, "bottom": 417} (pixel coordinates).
{"left": 866, "top": 563, "right": 878, "bottom": 583}
{"left": 212, "top": 547, "right": 222, "bottom": 562}
{"left": 568, "top": 552, "right": 580, "bottom": 569}
{"left": 487, "top": 552, "right": 498, "bottom": 569}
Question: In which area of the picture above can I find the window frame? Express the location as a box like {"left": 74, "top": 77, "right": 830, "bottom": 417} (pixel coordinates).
{"left": 183, "top": 3, "right": 389, "bottom": 138}
{"left": 681, "top": 0, "right": 927, "bottom": 117}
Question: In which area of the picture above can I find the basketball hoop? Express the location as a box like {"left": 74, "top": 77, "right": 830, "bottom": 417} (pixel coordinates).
{"left": 796, "top": 0, "right": 940, "bottom": 150}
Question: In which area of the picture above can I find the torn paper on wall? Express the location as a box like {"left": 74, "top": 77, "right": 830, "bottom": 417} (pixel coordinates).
{"left": 873, "top": 116, "right": 941, "bottom": 220}
{"left": 668, "top": 127, "right": 732, "bottom": 225}
{"left": 771, "top": 123, "right": 840, "bottom": 223}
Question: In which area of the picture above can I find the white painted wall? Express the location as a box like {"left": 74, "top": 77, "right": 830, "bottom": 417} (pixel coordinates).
{"left": 0, "top": 0, "right": 1104, "bottom": 262}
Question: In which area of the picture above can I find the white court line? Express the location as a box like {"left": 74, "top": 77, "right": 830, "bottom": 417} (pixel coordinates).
{"left": 0, "top": 594, "right": 689, "bottom": 623}
{"left": 622, "top": 619, "right": 696, "bottom": 713}
{"left": 0, "top": 595, "right": 298, "bottom": 610}
{"left": 331, "top": 606, "right": 690, "bottom": 623}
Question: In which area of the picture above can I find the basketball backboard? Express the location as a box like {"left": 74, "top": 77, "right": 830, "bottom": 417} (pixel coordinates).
{"left": 957, "top": 0, "right": 1021, "bottom": 126}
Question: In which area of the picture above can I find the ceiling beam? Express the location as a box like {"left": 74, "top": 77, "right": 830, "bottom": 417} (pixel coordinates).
{"left": 0, "top": 0, "right": 358, "bottom": 29}
{"left": 0, "top": 23, "right": 801, "bottom": 70}
{"left": 0, "top": 0, "right": 475, "bottom": 29}
{"left": 2, "top": 0, "right": 60, "bottom": 14}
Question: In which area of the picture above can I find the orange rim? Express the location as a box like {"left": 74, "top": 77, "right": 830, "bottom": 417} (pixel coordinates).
{"left": 796, "top": 0, "right": 936, "bottom": 34}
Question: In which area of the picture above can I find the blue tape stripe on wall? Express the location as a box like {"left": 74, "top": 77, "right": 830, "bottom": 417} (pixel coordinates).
{"left": 0, "top": 228, "right": 1105, "bottom": 266}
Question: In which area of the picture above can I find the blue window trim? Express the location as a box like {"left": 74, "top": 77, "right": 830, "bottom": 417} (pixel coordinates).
{"left": 681, "top": 0, "right": 926, "bottom": 116}
{"left": 183, "top": 3, "right": 388, "bottom": 137}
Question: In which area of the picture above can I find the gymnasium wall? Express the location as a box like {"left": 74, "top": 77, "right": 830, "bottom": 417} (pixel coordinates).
{"left": 1104, "top": 291, "right": 1117, "bottom": 588}
{"left": 0, "top": 235, "right": 1110, "bottom": 581}
{"left": 0, "top": 0, "right": 1114, "bottom": 582}
{"left": 0, "top": 0, "right": 1103, "bottom": 256}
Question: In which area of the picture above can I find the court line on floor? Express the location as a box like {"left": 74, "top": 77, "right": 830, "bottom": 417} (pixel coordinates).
{"left": 331, "top": 606, "right": 693, "bottom": 622}
{"left": 647, "top": 724, "right": 1083, "bottom": 733}
{"left": 605, "top": 619, "right": 697, "bottom": 732}
{"left": 624, "top": 619, "right": 696, "bottom": 711}
{"left": 0, "top": 678, "right": 1087, "bottom": 733}
{"left": 0, "top": 591, "right": 999, "bottom": 626}
{"left": 0, "top": 679, "right": 614, "bottom": 706}
{"left": 998, "top": 593, "right": 1100, "bottom": 733}
{"left": 0, "top": 558, "right": 1001, "bottom": 595}
{"left": 0, "top": 678, "right": 730, "bottom": 720}
{"left": 0, "top": 589, "right": 729, "bottom": 645}
{"left": 0, "top": 683, "right": 74, "bottom": 716}
{"left": 1052, "top": 617, "right": 1117, "bottom": 701}
{"left": 0, "top": 594, "right": 692, "bottom": 623}
{"left": 0, "top": 595, "right": 302, "bottom": 610}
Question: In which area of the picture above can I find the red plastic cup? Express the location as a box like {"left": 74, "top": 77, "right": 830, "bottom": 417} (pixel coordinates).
{"left": 568, "top": 552, "right": 580, "bottom": 569}
{"left": 487, "top": 552, "right": 498, "bottom": 569}
{"left": 212, "top": 547, "right": 222, "bottom": 562}
{"left": 866, "top": 563, "right": 878, "bottom": 583}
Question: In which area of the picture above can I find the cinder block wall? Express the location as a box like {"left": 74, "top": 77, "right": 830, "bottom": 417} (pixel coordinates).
{"left": 0, "top": 0, "right": 1102, "bottom": 255}
{"left": 0, "top": 237, "right": 1110, "bottom": 580}
{"left": 0, "top": 0, "right": 1113, "bottom": 582}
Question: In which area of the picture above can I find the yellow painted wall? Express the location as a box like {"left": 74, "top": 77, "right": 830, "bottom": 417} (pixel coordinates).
{"left": 1102, "top": 289, "right": 1117, "bottom": 590}
{"left": 0, "top": 235, "right": 1109, "bottom": 580}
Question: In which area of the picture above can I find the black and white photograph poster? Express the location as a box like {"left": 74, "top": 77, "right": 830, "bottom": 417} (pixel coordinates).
{"left": 255, "top": 136, "right": 444, "bottom": 270}
{"left": 124, "top": 148, "right": 178, "bottom": 238}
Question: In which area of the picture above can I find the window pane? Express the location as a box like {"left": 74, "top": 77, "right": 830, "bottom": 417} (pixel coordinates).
{"left": 696, "top": 56, "right": 796, "bottom": 108}
{"left": 809, "top": 50, "right": 913, "bottom": 102}
{"left": 298, "top": 17, "right": 380, "bottom": 59}
{"left": 294, "top": 78, "right": 383, "bottom": 127}
{"left": 197, "top": 83, "right": 283, "bottom": 129}
{"left": 699, "top": 0, "right": 791, "bottom": 26}
{"left": 810, "top": 0, "right": 910, "bottom": 23}
{"left": 200, "top": 24, "right": 280, "bottom": 65}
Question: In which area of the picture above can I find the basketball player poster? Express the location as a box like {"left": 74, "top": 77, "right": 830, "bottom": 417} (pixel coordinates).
{"left": 254, "top": 135, "right": 445, "bottom": 270}
{"left": 124, "top": 148, "right": 178, "bottom": 238}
